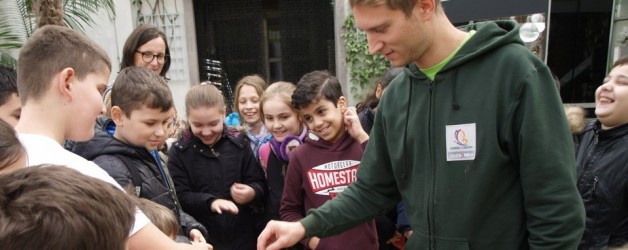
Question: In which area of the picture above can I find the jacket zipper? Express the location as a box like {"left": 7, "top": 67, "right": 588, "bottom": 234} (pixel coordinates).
{"left": 594, "top": 129, "right": 599, "bottom": 144}
{"left": 427, "top": 79, "right": 435, "bottom": 249}
{"left": 592, "top": 176, "right": 598, "bottom": 191}
{"left": 211, "top": 148, "right": 220, "bottom": 157}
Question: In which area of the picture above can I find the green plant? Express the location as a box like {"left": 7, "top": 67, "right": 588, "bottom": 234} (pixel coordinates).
{"left": 131, "top": 0, "right": 179, "bottom": 44}
{"left": 0, "top": 0, "right": 115, "bottom": 68}
{"left": 341, "top": 13, "right": 390, "bottom": 101}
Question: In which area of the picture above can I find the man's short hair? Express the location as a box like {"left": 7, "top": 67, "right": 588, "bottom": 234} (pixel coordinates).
{"left": 348, "top": 0, "right": 440, "bottom": 16}
{"left": 111, "top": 66, "right": 173, "bottom": 117}
{"left": 17, "top": 25, "right": 111, "bottom": 105}
{"left": 292, "top": 70, "right": 344, "bottom": 110}
{"left": 0, "top": 165, "right": 135, "bottom": 250}
{"left": 0, "top": 65, "right": 17, "bottom": 106}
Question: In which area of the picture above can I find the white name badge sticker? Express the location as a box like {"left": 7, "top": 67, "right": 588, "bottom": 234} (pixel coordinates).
{"left": 446, "top": 123, "right": 476, "bottom": 161}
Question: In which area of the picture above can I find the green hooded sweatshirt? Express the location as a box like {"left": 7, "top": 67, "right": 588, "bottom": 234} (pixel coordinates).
{"left": 301, "top": 21, "right": 585, "bottom": 249}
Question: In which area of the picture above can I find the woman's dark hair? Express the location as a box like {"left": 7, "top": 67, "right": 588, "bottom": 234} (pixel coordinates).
{"left": 356, "top": 67, "right": 402, "bottom": 113}
{"left": 120, "top": 24, "right": 171, "bottom": 77}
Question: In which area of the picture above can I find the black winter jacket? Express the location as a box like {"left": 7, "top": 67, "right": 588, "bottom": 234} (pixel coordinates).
{"left": 168, "top": 126, "right": 267, "bottom": 248}
{"left": 576, "top": 120, "right": 628, "bottom": 249}
{"left": 79, "top": 129, "right": 207, "bottom": 239}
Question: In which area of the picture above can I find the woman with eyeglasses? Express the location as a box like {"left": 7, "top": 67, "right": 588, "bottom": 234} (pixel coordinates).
{"left": 120, "top": 24, "right": 171, "bottom": 79}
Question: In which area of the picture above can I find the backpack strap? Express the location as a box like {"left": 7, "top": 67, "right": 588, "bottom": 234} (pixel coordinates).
{"left": 259, "top": 142, "right": 271, "bottom": 178}
{"left": 114, "top": 155, "right": 142, "bottom": 196}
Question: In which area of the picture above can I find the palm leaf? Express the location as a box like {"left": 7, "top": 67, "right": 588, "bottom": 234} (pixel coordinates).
{"left": 0, "top": 52, "right": 18, "bottom": 68}
{"left": 63, "top": 0, "right": 115, "bottom": 32}
{"left": 0, "top": 0, "right": 115, "bottom": 67}
{"left": 15, "top": 0, "right": 34, "bottom": 37}
{"left": 0, "top": 0, "right": 30, "bottom": 67}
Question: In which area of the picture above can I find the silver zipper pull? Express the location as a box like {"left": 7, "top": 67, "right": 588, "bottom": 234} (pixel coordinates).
{"left": 593, "top": 176, "right": 599, "bottom": 191}
{"left": 211, "top": 148, "right": 220, "bottom": 157}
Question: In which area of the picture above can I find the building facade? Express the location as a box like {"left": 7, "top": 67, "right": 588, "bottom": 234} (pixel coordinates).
{"left": 87, "top": 0, "right": 614, "bottom": 115}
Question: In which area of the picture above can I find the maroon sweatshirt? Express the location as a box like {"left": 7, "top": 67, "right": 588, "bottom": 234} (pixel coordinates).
{"left": 280, "top": 131, "right": 378, "bottom": 250}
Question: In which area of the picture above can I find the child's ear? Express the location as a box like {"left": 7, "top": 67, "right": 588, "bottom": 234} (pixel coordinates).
{"left": 337, "top": 96, "right": 347, "bottom": 110}
{"left": 57, "top": 68, "right": 75, "bottom": 101}
{"left": 111, "top": 106, "right": 125, "bottom": 127}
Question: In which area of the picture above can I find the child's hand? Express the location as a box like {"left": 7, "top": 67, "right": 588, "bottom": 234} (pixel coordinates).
{"left": 230, "top": 183, "right": 255, "bottom": 204}
{"left": 343, "top": 107, "right": 369, "bottom": 143}
{"left": 210, "top": 199, "right": 239, "bottom": 214}
{"left": 387, "top": 231, "right": 403, "bottom": 244}
{"left": 190, "top": 241, "right": 214, "bottom": 250}
{"left": 404, "top": 230, "right": 413, "bottom": 239}
{"left": 189, "top": 229, "right": 206, "bottom": 243}
{"left": 308, "top": 236, "right": 320, "bottom": 249}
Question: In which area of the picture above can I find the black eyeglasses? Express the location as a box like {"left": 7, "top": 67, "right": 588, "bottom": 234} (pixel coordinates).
{"left": 136, "top": 51, "right": 169, "bottom": 64}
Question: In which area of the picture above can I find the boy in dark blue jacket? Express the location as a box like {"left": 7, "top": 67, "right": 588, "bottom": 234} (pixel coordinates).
{"left": 79, "top": 66, "right": 207, "bottom": 243}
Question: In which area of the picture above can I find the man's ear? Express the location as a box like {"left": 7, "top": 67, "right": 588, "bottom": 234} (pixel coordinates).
{"left": 416, "top": 0, "right": 437, "bottom": 18}
{"left": 57, "top": 68, "right": 75, "bottom": 101}
{"left": 111, "top": 106, "right": 125, "bottom": 127}
{"left": 337, "top": 96, "right": 347, "bottom": 110}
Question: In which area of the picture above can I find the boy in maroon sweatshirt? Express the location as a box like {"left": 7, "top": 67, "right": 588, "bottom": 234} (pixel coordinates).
{"left": 280, "top": 70, "right": 378, "bottom": 250}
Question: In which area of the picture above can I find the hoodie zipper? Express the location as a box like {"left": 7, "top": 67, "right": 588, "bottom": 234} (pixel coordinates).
{"left": 427, "top": 79, "right": 435, "bottom": 249}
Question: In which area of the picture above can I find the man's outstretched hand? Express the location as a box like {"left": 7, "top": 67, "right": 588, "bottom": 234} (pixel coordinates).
{"left": 257, "top": 220, "right": 306, "bottom": 250}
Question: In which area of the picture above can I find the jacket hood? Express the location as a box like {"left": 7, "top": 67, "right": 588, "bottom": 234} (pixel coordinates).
{"left": 81, "top": 129, "right": 152, "bottom": 161}
{"left": 303, "top": 131, "right": 355, "bottom": 152}
{"left": 65, "top": 115, "right": 116, "bottom": 156}
{"left": 404, "top": 20, "right": 522, "bottom": 78}
{"left": 95, "top": 115, "right": 114, "bottom": 133}
{"left": 176, "top": 124, "right": 248, "bottom": 150}
{"left": 402, "top": 21, "right": 523, "bottom": 112}
{"left": 565, "top": 106, "right": 586, "bottom": 135}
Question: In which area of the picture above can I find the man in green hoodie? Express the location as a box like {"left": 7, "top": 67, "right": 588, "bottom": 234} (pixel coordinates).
{"left": 257, "top": 0, "right": 585, "bottom": 249}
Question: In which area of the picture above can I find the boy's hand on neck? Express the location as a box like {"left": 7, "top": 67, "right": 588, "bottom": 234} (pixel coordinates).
{"left": 343, "top": 107, "right": 369, "bottom": 143}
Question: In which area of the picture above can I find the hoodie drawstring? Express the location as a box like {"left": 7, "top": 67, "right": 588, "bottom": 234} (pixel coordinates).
{"left": 401, "top": 79, "right": 413, "bottom": 179}
{"left": 451, "top": 69, "right": 460, "bottom": 111}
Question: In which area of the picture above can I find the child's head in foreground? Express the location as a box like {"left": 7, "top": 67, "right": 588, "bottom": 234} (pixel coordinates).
{"left": 136, "top": 197, "right": 179, "bottom": 240}
{"left": 596, "top": 56, "right": 628, "bottom": 129}
{"left": 0, "top": 165, "right": 135, "bottom": 250}
{"left": 185, "top": 82, "right": 226, "bottom": 146}
{"left": 16, "top": 24, "right": 112, "bottom": 141}
{"left": 110, "top": 66, "right": 174, "bottom": 151}
{"left": 0, "top": 119, "right": 26, "bottom": 173}
{"left": 292, "top": 70, "right": 347, "bottom": 143}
